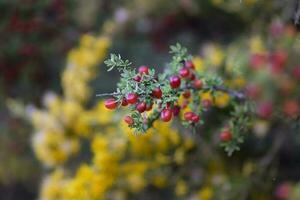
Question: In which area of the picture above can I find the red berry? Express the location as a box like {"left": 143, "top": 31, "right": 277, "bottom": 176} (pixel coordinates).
{"left": 121, "top": 98, "right": 128, "bottom": 106}
{"left": 283, "top": 100, "right": 299, "bottom": 118}
{"left": 169, "top": 75, "right": 181, "bottom": 89}
{"left": 184, "top": 112, "right": 194, "bottom": 121}
{"left": 183, "top": 90, "right": 191, "bottom": 99}
{"left": 191, "top": 114, "right": 200, "bottom": 123}
{"left": 293, "top": 66, "right": 300, "bottom": 81}
{"left": 152, "top": 88, "right": 163, "bottom": 98}
{"left": 138, "top": 66, "right": 149, "bottom": 75}
{"left": 166, "top": 102, "right": 171, "bottom": 108}
{"left": 270, "top": 51, "right": 287, "bottom": 68}
{"left": 257, "top": 102, "right": 273, "bottom": 119}
{"left": 161, "top": 108, "right": 172, "bottom": 122}
{"left": 172, "top": 105, "right": 181, "bottom": 116}
{"left": 189, "top": 73, "right": 196, "bottom": 80}
{"left": 136, "top": 102, "right": 147, "bottom": 113}
{"left": 124, "top": 116, "right": 134, "bottom": 125}
{"left": 220, "top": 131, "right": 232, "bottom": 142}
{"left": 126, "top": 93, "right": 138, "bottom": 104}
{"left": 184, "top": 60, "right": 195, "bottom": 69}
{"left": 246, "top": 84, "right": 260, "bottom": 99}
{"left": 202, "top": 99, "right": 212, "bottom": 109}
{"left": 249, "top": 53, "right": 266, "bottom": 70}
{"left": 146, "top": 103, "right": 153, "bottom": 111}
{"left": 104, "top": 98, "right": 118, "bottom": 110}
{"left": 275, "top": 182, "right": 291, "bottom": 200}
{"left": 193, "top": 79, "right": 203, "bottom": 89}
{"left": 179, "top": 68, "right": 190, "bottom": 78}
{"left": 133, "top": 75, "right": 141, "bottom": 82}
{"left": 181, "top": 100, "right": 189, "bottom": 109}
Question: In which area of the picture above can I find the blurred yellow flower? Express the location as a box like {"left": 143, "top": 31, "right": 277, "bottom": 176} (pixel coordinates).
{"left": 198, "top": 186, "right": 213, "bottom": 200}
{"left": 214, "top": 92, "right": 230, "bottom": 108}
{"left": 175, "top": 180, "right": 188, "bottom": 196}
{"left": 152, "top": 175, "right": 167, "bottom": 188}
{"left": 193, "top": 56, "right": 204, "bottom": 72}
{"left": 250, "top": 36, "right": 266, "bottom": 53}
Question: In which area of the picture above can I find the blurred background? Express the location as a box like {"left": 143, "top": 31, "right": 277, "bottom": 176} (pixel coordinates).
{"left": 0, "top": 0, "right": 300, "bottom": 199}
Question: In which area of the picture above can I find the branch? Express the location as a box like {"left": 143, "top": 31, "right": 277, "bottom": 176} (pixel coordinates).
{"left": 213, "top": 85, "right": 246, "bottom": 101}
{"left": 96, "top": 92, "right": 118, "bottom": 97}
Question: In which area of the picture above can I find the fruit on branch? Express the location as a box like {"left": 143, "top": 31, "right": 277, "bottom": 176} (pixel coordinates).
{"left": 161, "top": 108, "right": 172, "bottom": 122}
{"left": 189, "top": 73, "right": 195, "bottom": 80}
{"left": 283, "top": 100, "right": 300, "bottom": 118}
{"left": 257, "top": 102, "right": 273, "bottom": 119}
{"left": 169, "top": 75, "right": 181, "bottom": 89}
{"left": 184, "top": 112, "right": 194, "bottom": 121}
{"left": 179, "top": 67, "right": 190, "bottom": 78}
{"left": 146, "top": 103, "right": 153, "bottom": 111}
{"left": 220, "top": 130, "right": 232, "bottom": 142}
{"left": 100, "top": 43, "right": 249, "bottom": 155}
{"left": 104, "top": 98, "right": 118, "bottom": 109}
{"left": 184, "top": 60, "right": 195, "bottom": 69}
{"left": 121, "top": 98, "right": 128, "bottom": 106}
{"left": 245, "top": 84, "right": 261, "bottom": 99}
{"left": 184, "top": 112, "right": 200, "bottom": 123}
{"left": 136, "top": 102, "right": 147, "bottom": 113}
{"left": 124, "top": 116, "right": 134, "bottom": 125}
{"left": 152, "top": 87, "right": 163, "bottom": 99}
{"left": 202, "top": 99, "right": 212, "bottom": 109}
{"left": 191, "top": 114, "right": 200, "bottom": 123}
{"left": 181, "top": 100, "right": 189, "bottom": 109}
{"left": 293, "top": 66, "right": 300, "bottom": 80}
{"left": 126, "top": 93, "right": 138, "bottom": 104}
{"left": 183, "top": 90, "right": 191, "bottom": 99}
{"left": 138, "top": 65, "right": 149, "bottom": 75}
{"left": 133, "top": 75, "right": 141, "bottom": 82}
{"left": 249, "top": 53, "right": 266, "bottom": 70}
{"left": 172, "top": 105, "right": 181, "bottom": 116}
{"left": 193, "top": 79, "right": 203, "bottom": 89}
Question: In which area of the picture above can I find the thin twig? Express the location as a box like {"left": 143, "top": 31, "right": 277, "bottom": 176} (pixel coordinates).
{"left": 96, "top": 86, "right": 246, "bottom": 99}
{"left": 96, "top": 92, "right": 118, "bottom": 97}
{"left": 213, "top": 85, "right": 246, "bottom": 101}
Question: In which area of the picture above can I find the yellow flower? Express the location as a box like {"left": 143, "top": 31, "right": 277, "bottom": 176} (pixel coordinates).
{"left": 200, "top": 91, "right": 213, "bottom": 101}
{"left": 183, "top": 137, "right": 195, "bottom": 150}
{"left": 32, "top": 130, "right": 79, "bottom": 166}
{"left": 80, "top": 34, "right": 96, "bottom": 48}
{"left": 204, "top": 44, "right": 224, "bottom": 66}
{"left": 174, "top": 147, "right": 185, "bottom": 165}
{"left": 193, "top": 56, "right": 204, "bottom": 72}
{"left": 126, "top": 173, "right": 146, "bottom": 193}
{"left": 175, "top": 180, "right": 188, "bottom": 196}
{"left": 61, "top": 100, "right": 83, "bottom": 127}
{"left": 152, "top": 175, "right": 167, "bottom": 188}
{"left": 40, "top": 169, "right": 65, "bottom": 200}
{"left": 95, "top": 101, "right": 114, "bottom": 124}
{"left": 198, "top": 186, "right": 213, "bottom": 200}
{"left": 242, "top": 161, "right": 255, "bottom": 176}
{"left": 214, "top": 92, "right": 230, "bottom": 108}
{"left": 250, "top": 36, "right": 266, "bottom": 53}
{"left": 231, "top": 77, "right": 246, "bottom": 89}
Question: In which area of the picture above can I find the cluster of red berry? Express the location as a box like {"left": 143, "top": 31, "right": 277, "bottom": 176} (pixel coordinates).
{"left": 247, "top": 50, "right": 300, "bottom": 119}
{"left": 104, "top": 60, "right": 206, "bottom": 127}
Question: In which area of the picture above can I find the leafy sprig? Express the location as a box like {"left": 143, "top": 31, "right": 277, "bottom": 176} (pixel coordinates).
{"left": 104, "top": 54, "right": 132, "bottom": 71}
{"left": 99, "top": 43, "right": 251, "bottom": 155}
